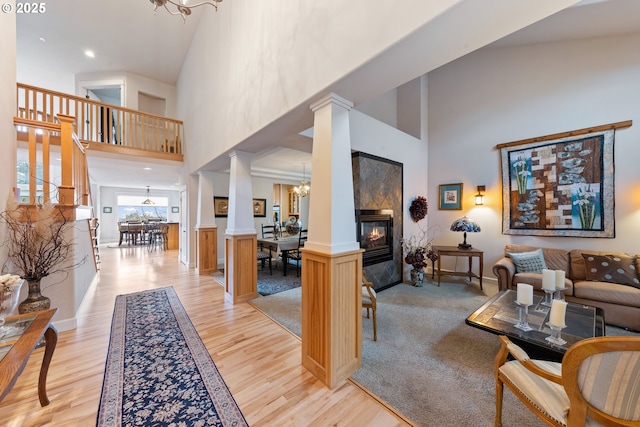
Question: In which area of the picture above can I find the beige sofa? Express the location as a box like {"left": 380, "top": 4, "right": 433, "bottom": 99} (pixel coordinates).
{"left": 492, "top": 244, "right": 640, "bottom": 331}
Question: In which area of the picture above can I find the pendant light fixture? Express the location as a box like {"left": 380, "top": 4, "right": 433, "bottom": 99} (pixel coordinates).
{"left": 142, "top": 186, "right": 155, "bottom": 205}
{"left": 149, "top": 0, "right": 222, "bottom": 22}
{"left": 294, "top": 163, "right": 311, "bottom": 198}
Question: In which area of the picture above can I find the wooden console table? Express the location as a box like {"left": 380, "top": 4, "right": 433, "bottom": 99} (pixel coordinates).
{"left": 433, "top": 246, "right": 483, "bottom": 290}
{"left": 0, "top": 308, "right": 58, "bottom": 406}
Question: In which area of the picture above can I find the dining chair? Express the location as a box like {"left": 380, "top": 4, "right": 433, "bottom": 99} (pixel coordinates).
{"left": 257, "top": 241, "right": 273, "bottom": 275}
{"left": 494, "top": 334, "right": 640, "bottom": 427}
{"left": 287, "top": 229, "right": 307, "bottom": 277}
{"left": 261, "top": 224, "right": 276, "bottom": 239}
{"left": 362, "top": 270, "right": 377, "bottom": 341}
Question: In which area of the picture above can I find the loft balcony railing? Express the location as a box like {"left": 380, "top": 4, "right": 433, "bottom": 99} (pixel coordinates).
{"left": 16, "top": 83, "right": 183, "bottom": 159}
{"left": 13, "top": 114, "right": 91, "bottom": 220}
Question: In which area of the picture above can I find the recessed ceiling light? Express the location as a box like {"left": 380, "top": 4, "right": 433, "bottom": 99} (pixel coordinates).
{"left": 84, "top": 50, "right": 95, "bottom": 58}
{"left": 39, "top": 37, "right": 46, "bottom": 42}
{"left": 143, "top": 167, "right": 152, "bottom": 171}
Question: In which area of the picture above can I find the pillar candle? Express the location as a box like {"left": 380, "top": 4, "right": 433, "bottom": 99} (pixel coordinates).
{"left": 542, "top": 269, "right": 555, "bottom": 290}
{"left": 549, "top": 300, "right": 567, "bottom": 327}
{"left": 555, "top": 270, "right": 565, "bottom": 289}
{"left": 516, "top": 283, "right": 533, "bottom": 306}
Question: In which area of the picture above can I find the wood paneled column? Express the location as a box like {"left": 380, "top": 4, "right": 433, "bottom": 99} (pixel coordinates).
{"left": 224, "top": 151, "right": 258, "bottom": 304}
{"left": 195, "top": 227, "right": 217, "bottom": 275}
{"left": 302, "top": 93, "right": 363, "bottom": 389}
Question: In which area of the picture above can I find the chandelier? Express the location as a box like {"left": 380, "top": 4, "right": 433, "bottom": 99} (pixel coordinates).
{"left": 142, "top": 186, "right": 155, "bottom": 205}
{"left": 149, "top": 0, "right": 222, "bottom": 21}
{"left": 294, "top": 164, "right": 311, "bottom": 198}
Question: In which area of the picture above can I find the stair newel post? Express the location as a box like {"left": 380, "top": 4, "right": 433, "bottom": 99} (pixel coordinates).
{"left": 57, "top": 114, "right": 76, "bottom": 208}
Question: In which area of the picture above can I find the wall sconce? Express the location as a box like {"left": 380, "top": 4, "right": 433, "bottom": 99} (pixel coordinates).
{"left": 475, "top": 185, "right": 486, "bottom": 206}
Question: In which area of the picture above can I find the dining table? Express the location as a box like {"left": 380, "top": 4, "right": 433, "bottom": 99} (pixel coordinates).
{"left": 257, "top": 236, "right": 301, "bottom": 276}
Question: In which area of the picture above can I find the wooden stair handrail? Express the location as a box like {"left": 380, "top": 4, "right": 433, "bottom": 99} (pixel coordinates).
{"left": 13, "top": 114, "right": 90, "bottom": 218}
{"left": 17, "top": 83, "right": 184, "bottom": 156}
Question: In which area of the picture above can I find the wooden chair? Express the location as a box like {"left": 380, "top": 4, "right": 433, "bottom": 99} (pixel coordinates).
{"left": 287, "top": 229, "right": 307, "bottom": 277}
{"left": 494, "top": 335, "right": 640, "bottom": 427}
{"left": 362, "top": 270, "right": 377, "bottom": 341}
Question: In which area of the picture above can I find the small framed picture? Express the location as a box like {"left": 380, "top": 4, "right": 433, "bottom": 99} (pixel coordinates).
{"left": 103, "top": 206, "right": 112, "bottom": 213}
{"left": 214, "top": 196, "right": 229, "bottom": 217}
{"left": 171, "top": 206, "right": 179, "bottom": 213}
{"left": 252, "top": 198, "right": 266, "bottom": 217}
{"left": 439, "top": 183, "right": 463, "bottom": 210}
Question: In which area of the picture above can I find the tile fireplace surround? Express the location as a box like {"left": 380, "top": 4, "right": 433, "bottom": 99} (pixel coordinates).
{"left": 352, "top": 151, "right": 403, "bottom": 290}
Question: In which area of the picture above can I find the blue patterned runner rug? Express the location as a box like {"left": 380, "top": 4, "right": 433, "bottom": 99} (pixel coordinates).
{"left": 97, "top": 287, "right": 248, "bottom": 426}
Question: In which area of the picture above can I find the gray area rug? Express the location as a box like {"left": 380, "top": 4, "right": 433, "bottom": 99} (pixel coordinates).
{"left": 214, "top": 264, "right": 301, "bottom": 296}
{"left": 250, "top": 278, "right": 639, "bottom": 427}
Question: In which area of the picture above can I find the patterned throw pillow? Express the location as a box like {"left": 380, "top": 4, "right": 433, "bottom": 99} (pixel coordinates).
{"left": 582, "top": 254, "right": 640, "bottom": 288}
{"left": 506, "top": 249, "right": 547, "bottom": 273}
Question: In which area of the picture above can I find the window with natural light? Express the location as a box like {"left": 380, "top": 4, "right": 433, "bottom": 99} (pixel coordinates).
{"left": 117, "top": 195, "right": 168, "bottom": 223}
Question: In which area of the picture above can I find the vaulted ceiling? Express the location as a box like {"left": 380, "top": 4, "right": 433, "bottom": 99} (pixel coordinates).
{"left": 15, "top": 0, "right": 640, "bottom": 190}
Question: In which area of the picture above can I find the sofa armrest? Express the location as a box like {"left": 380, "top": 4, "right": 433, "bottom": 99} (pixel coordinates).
{"left": 493, "top": 257, "right": 516, "bottom": 291}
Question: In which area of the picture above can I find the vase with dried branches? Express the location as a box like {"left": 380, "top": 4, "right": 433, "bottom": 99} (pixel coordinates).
{"left": 0, "top": 197, "right": 84, "bottom": 313}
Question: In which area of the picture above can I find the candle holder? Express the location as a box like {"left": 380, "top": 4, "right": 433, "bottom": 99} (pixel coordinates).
{"left": 514, "top": 301, "right": 533, "bottom": 332}
{"left": 545, "top": 322, "right": 567, "bottom": 346}
{"left": 541, "top": 288, "right": 555, "bottom": 306}
{"left": 554, "top": 286, "right": 567, "bottom": 302}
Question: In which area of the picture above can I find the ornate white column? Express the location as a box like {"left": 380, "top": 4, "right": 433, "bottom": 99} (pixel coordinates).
{"left": 224, "top": 151, "right": 258, "bottom": 304}
{"left": 301, "top": 93, "right": 363, "bottom": 389}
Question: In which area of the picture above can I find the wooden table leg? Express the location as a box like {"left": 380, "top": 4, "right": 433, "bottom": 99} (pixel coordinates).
{"left": 468, "top": 256, "right": 473, "bottom": 283}
{"left": 38, "top": 325, "right": 58, "bottom": 406}
{"left": 437, "top": 256, "right": 441, "bottom": 287}
{"left": 479, "top": 252, "right": 483, "bottom": 290}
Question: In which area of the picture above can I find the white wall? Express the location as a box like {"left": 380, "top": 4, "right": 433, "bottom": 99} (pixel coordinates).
{"left": 177, "top": 1, "right": 576, "bottom": 175}
{"left": 349, "top": 109, "right": 428, "bottom": 245}
{"left": 0, "top": 8, "right": 16, "bottom": 267}
{"left": 428, "top": 33, "right": 640, "bottom": 278}
{"left": 76, "top": 71, "right": 177, "bottom": 116}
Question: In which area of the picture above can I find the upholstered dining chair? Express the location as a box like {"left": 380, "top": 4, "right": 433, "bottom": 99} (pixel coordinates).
{"left": 494, "top": 335, "right": 640, "bottom": 427}
{"left": 362, "top": 270, "right": 377, "bottom": 341}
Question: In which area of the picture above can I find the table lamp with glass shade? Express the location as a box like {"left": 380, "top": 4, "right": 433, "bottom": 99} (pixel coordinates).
{"left": 450, "top": 216, "right": 481, "bottom": 249}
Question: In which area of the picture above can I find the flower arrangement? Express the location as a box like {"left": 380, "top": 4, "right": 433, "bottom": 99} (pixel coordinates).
{"left": 403, "top": 197, "right": 437, "bottom": 269}
{"left": 402, "top": 235, "right": 438, "bottom": 271}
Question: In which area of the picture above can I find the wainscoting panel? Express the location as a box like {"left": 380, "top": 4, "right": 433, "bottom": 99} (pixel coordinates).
{"left": 224, "top": 233, "right": 258, "bottom": 304}
{"left": 301, "top": 248, "right": 362, "bottom": 389}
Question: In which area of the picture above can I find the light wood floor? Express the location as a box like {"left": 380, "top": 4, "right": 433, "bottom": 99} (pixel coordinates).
{"left": 1, "top": 245, "right": 412, "bottom": 426}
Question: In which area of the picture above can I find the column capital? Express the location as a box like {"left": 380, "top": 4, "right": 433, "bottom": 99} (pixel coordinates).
{"left": 310, "top": 93, "right": 354, "bottom": 113}
{"left": 228, "top": 150, "right": 253, "bottom": 160}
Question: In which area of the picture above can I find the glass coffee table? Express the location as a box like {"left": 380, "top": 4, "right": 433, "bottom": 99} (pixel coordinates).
{"left": 466, "top": 290, "right": 605, "bottom": 361}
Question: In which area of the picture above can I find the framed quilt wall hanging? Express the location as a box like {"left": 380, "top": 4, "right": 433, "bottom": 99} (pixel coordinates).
{"left": 498, "top": 121, "right": 631, "bottom": 238}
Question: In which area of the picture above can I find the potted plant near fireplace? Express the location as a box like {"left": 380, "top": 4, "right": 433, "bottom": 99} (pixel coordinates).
{"left": 0, "top": 197, "right": 83, "bottom": 314}
{"left": 402, "top": 196, "right": 438, "bottom": 286}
